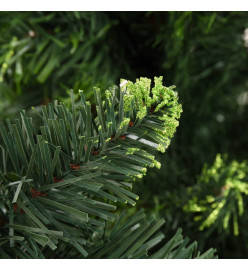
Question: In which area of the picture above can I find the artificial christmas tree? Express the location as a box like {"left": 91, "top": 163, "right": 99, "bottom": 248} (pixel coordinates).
{"left": 0, "top": 77, "right": 216, "bottom": 258}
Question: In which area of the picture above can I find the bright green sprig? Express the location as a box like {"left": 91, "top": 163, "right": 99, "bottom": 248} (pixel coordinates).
{"left": 184, "top": 154, "right": 248, "bottom": 236}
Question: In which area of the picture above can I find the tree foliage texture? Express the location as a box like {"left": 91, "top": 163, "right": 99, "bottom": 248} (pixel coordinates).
{"left": 1, "top": 11, "right": 248, "bottom": 258}
{"left": 0, "top": 77, "right": 217, "bottom": 258}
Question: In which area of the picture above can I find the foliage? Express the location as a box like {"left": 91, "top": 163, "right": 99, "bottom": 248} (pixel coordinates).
{"left": 0, "top": 77, "right": 216, "bottom": 259}
{"left": 1, "top": 11, "right": 248, "bottom": 258}
{"left": 132, "top": 12, "right": 248, "bottom": 258}
{"left": 184, "top": 154, "right": 248, "bottom": 236}
{"left": 0, "top": 12, "right": 138, "bottom": 119}
{"left": 87, "top": 209, "right": 217, "bottom": 259}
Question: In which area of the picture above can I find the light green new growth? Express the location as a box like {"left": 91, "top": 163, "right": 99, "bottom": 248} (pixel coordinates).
{"left": 120, "top": 76, "right": 182, "bottom": 153}
{"left": 136, "top": 106, "right": 147, "bottom": 120}
{"left": 184, "top": 154, "right": 248, "bottom": 236}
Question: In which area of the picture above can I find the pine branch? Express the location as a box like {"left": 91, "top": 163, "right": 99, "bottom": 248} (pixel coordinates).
{"left": 184, "top": 154, "right": 248, "bottom": 237}
{"left": 0, "top": 76, "right": 208, "bottom": 259}
{"left": 0, "top": 209, "right": 217, "bottom": 259}
{"left": 87, "top": 209, "right": 217, "bottom": 259}
{"left": 0, "top": 12, "right": 133, "bottom": 119}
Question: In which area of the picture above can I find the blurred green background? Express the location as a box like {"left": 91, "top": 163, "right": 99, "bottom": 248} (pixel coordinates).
{"left": 1, "top": 11, "right": 248, "bottom": 258}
